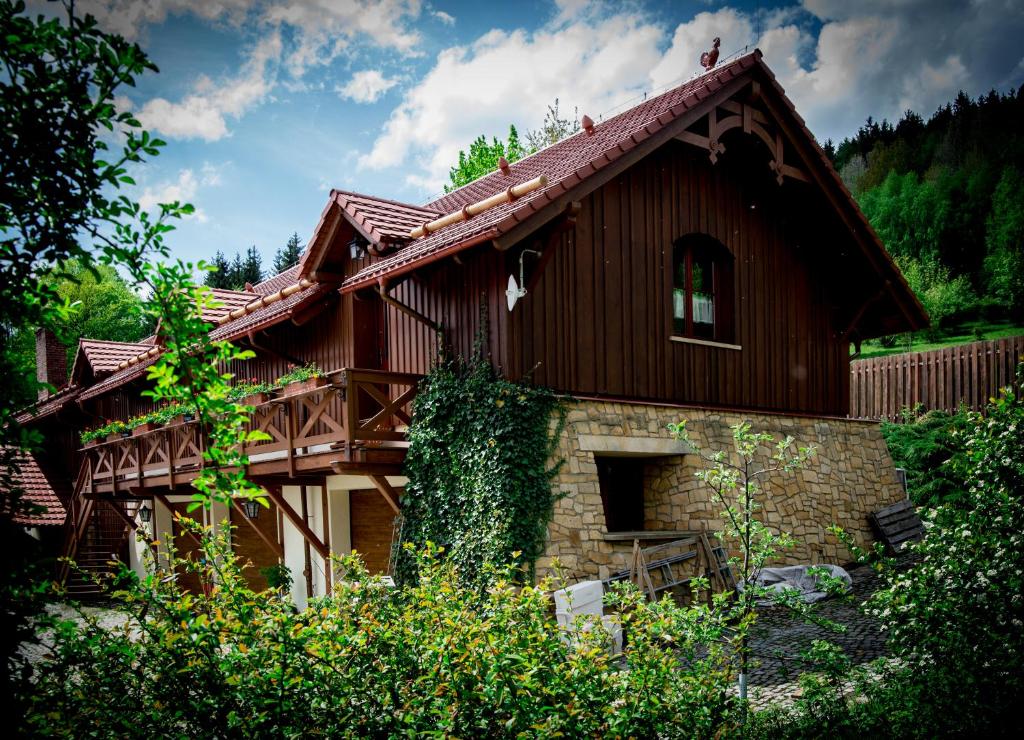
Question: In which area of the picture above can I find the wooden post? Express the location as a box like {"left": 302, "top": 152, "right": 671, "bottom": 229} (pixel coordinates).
{"left": 299, "top": 487, "right": 313, "bottom": 599}
{"left": 321, "top": 483, "right": 332, "bottom": 595}
{"left": 264, "top": 486, "right": 329, "bottom": 559}
{"left": 285, "top": 401, "right": 295, "bottom": 478}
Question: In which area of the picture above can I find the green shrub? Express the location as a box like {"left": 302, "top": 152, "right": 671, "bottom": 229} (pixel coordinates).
{"left": 21, "top": 527, "right": 739, "bottom": 738}
{"left": 399, "top": 353, "right": 565, "bottom": 589}
{"left": 763, "top": 364, "right": 1024, "bottom": 736}
{"left": 880, "top": 407, "right": 972, "bottom": 507}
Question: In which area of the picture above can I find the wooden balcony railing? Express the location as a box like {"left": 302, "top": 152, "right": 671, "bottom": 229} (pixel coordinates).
{"left": 77, "top": 368, "right": 420, "bottom": 495}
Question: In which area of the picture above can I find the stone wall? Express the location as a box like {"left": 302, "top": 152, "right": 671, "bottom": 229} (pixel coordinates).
{"left": 539, "top": 399, "right": 904, "bottom": 582}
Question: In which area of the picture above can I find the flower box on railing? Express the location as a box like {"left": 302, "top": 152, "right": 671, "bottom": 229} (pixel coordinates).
{"left": 279, "top": 376, "right": 327, "bottom": 397}
{"left": 106, "top": 433, "right": 123, "bottom": 443}
{"left": 82, "top": 438, "right": 98, "bottom": 449}
{"left": 170, "top": 412, "right": 196, "bottom": 425}
{"left": 132, "top": 422, "right": 159, "bottom": 436}
{"left": 240, "top": 392, "right": 270, "bottom": 407}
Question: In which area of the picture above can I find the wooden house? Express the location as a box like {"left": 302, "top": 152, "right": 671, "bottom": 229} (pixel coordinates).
{"left": 17, "top": 51, "right": 925, "bottom": 604}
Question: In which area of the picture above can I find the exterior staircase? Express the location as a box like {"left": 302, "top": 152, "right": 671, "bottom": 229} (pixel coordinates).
{"left": 59, "top": 464, "right": 140, "bottom": 598}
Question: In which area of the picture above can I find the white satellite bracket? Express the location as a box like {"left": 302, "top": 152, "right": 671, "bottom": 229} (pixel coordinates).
{"left": 506, "top": 249, "right": 541, "bottom": 311}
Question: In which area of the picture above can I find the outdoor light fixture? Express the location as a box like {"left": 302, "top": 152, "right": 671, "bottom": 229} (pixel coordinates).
{"left": 348, "top": 235, "right": 369, "bottom": 260}
{"left": 242, "top": 499, "right": 262, "bottom": 519}
{"left": 138, "top": 504, "right": 152, "bottom": 523}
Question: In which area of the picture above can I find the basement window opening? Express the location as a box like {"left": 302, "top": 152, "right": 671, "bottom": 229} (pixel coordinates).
{"left": 596, "top": 457, "right": 648, "bottom": 533}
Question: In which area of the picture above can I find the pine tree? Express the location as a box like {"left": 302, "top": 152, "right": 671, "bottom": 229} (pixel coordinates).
{"left": 273, "top": 232, "right": 303, "bottom": 273}
{"left": 228, "top": 252, "right": 244, "bottom": 290}
{"left": 242, "top": 245, "right": 263, "bottom": 286}
{"left": 205, "top": 250, "right": 231, "bottom": 289}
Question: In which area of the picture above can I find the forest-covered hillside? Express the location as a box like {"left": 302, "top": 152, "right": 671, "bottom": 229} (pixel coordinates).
{"left": 824, "top": 88, "right": 1024, "bottom": 343}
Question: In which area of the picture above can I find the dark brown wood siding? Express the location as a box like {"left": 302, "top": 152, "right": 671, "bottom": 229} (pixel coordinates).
{"left": 383, "top": 253, "right": 513, "bottom": 375}
{"left": 507, "top": 141, "right": 851, "bottom": 415}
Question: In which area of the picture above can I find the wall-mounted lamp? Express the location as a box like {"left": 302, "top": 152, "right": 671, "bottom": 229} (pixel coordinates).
{"left": 138, "top": 504, "right": 152, "bottom": 523}
{"left": 349, "top": 235, "right": 369, "bottom": 260}
{"left": 242, "top": 499, "right": 262, "bottom": 519}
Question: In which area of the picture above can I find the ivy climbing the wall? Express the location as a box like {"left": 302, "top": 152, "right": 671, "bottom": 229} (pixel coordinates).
{"left": 398, "top": 354, "right": 566, "bottom": 590}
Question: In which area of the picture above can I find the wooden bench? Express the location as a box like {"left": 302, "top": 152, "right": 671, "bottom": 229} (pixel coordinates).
{"left": 869, "top": 498, "right": 925, "bottom": 553}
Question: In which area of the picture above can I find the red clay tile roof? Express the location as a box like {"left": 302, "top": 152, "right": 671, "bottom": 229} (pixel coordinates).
{"left": 253, "top": 265, "right": 300, "bottom": 295}
{"left": 15, "top": 385, "right": 80, "bottom": 425}
{"left": 334, "top": 190, "right": 440, "bottom": 245}
{"left": 6, "top": 449, "right": 67, "bottom": 526}
{"left": 76, "top": 280, "right": 330, "bottom": 402}
{"left": 203, "top": 288, "right": 256, "bottom": 322}
{"left": 77, "top": 339, "right": 155, "bottom": 375}
{"left": 310, "top": 51, "right": 924, "bottom": 332}
{"left": 209, "top": 282, "right": 331, "bottom": 342}
{"left": 78, "top": 353, "right": 159, "bottom": 401}
{"left": 328, "top": 54, "right": 758, "bottom": 291}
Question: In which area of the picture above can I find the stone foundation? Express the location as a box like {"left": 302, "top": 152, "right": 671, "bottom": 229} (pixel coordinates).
{"left": 540, "top": 400, "right": 904, "bottom": 582}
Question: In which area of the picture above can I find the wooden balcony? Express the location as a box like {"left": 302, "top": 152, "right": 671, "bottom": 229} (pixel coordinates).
{"left": 77, "top": 368, "right": 419, "bottom": 496}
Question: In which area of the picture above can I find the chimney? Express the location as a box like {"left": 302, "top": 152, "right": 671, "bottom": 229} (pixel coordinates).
{"left": 35, "top": 328, "right": 67, "bottom": 400}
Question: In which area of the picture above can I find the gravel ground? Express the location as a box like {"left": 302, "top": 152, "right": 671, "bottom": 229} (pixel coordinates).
{"left": 744, "top": 558, "right": 908, "bottom": 708}
{"left": 21, "top": 601, "right": 132, "bottom": 666}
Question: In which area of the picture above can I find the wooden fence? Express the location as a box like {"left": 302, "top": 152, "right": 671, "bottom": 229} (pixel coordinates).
{"left": 850, "top": 336, "right": 1024, "bottom": 421}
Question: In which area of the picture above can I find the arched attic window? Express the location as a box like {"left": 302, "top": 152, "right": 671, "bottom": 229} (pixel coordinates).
{"left": 672, "top": 234, "right": 735, "bottom": 343}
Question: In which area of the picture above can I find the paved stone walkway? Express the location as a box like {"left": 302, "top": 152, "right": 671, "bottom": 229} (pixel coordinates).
{"left": 744, "top": 559, "right": 902, "bottom": 707}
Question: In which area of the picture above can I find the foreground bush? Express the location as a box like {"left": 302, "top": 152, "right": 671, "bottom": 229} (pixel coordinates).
{"left": 756, "top": 365, "right": 1024, "bottom": 738}
{"left": 880, "top": 407, "right": 971, "bottom": 507}
{"left": 21, "top": 537, "right": 738, "bottom": 738}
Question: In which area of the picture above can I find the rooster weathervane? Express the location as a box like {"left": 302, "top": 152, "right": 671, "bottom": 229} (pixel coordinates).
{"left": 700, "top": 37, "right": 721, "bottom": 70}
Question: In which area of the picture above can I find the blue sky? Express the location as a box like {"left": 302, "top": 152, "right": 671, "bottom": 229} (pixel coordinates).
{"left": 47, "top": 0, "right": 1024, "bottom": 272}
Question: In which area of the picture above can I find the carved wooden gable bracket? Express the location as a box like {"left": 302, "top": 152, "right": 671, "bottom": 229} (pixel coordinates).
{"left": 675, "top": 93, "right": 810, "bottom": 185}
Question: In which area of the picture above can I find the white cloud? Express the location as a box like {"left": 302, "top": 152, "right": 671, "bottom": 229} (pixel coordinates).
{"left": 336, "top": 70, "right": 399, "bottom": 104}
{"left": 649, "top": 2, "right": 1023, "bottom": 146}
{"left": 360, "top": 11, "right": 665, "bottom": 192}
{"left": 30, "top": 0, "right": 253, "bottom": 40}
{"left": 265, "top": 0, "right": 424, "bottom": 77}
{"left": 136, "top": 33, "right": 281, "bottom": 141}
{"left": 432, "top": 10, "right": 455, "bottom": 26}
{"left": 87, "top": 1, "right": 426, "bottom": 140}
{"left": 650, "top": 8, "right": 756, "bottom": 90}
{"left": 139, "top": 169, "right": 207, "bottom": 221}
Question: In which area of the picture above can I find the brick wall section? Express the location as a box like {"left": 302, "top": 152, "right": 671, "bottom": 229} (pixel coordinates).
{"left": 540, "top": 399, "right": 905, "bottom": 582}
{"left": 35, "top": 328, "right": 67, "bottom": 400}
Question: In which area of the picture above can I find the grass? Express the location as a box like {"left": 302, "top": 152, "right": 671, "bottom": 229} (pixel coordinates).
{"left": 854, "top": 321, "right": 1024, "bottom": 360}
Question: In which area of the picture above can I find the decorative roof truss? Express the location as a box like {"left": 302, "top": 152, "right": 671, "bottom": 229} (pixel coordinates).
{"left": 675, "top": 89, "right": 810, "bottom": 185}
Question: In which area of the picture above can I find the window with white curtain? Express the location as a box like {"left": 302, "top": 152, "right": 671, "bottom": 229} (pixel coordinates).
{"left": 672, "top": 235, "right": 734, "bottom": 342}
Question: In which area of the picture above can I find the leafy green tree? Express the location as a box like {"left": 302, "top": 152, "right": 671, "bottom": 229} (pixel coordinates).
{"left": 273, "top": 232, "right": 303, "bottom": 273}
{"left": 984, "top": 166, "right": 1024, "bottom": 318}
{"left": 0, "top": 0, "right": 194, "bottom": 710}
{"left": 49, "top": 260, "right": 154, "bottom": 360}
{"left": 896, "top": 254, "right": 977, "bottom": 337}
{"left": 445, "top": 125, "right": 526, "bottom": 193}
{"left": 204, "top": 250, "right": 231, "bottom": 289}
{"left": 524, "top": 98, "right": 579, "bottom": 152}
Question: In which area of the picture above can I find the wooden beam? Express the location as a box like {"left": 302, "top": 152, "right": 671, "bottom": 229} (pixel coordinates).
{"left": 229, "top": 497, "right": 284, "bottom": 559}
{"left": 368, "top": 474, "right": 401, "bottom": 515}
{"left": 100, "top": 499, "right": 158, "bottom": 552}
{"left": 841, "top": 284, "right": 888, "bottom": 341}
{"left": 264, "top": 486, "right": 329, "bottom": 559}
{"left": 153, "top": 492, "right": 203, "bottom": 549}
{"left": 491, "top": 73, "right": 754, "bottom": 251}
{"left": 754, "top": 83, "right": 925, "bottom": 331}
